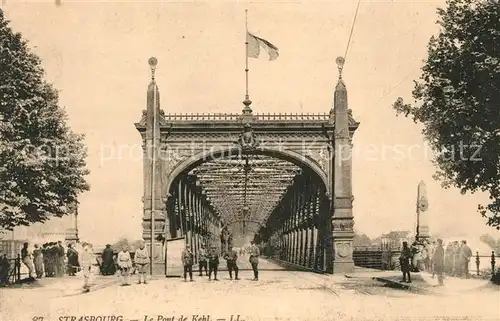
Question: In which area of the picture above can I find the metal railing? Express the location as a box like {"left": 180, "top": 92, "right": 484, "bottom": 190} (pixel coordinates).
{"left": 3, "top": 255, "right": 22, "bottom": 285}
{"left": 353, "top": 247, "right": 499, "bottom": 280}
{"left": 161, "top": 112, "right": 330, "bottom": 122}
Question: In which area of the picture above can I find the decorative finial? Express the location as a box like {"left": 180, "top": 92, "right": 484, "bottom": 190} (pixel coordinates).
{"left": 148, "top": 57, "right": 158, "bottom": 80}
{"left": 336, "top": 56, "right": 345, "bottom": 79}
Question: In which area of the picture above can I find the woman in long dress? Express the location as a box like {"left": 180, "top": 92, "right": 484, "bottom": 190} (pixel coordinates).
{"left": 33, "top": 245, "right": 44, "bottom": 278}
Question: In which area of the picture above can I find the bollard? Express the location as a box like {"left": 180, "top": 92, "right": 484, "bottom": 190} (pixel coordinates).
{"left": 491, "top": 251, "right": 496, "bottom": 276}
{"left": 476, "top": 251, "right": 480, "bottom": 275}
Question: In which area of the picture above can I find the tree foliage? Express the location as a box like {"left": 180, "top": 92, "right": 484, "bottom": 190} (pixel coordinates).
{"left": 479, "top": 234, "right": 500, "bottom": 253}
{"left": 0, "top": 10, "right": 89, "bottom": 229}
{"left": 111, "top": 238, "right": 143, "bottom": 252}
{"left": 393, "top": 0, "right": 500, "bottom": 229}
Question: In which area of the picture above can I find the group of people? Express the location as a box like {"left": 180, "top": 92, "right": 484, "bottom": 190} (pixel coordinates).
{"left": 399, "top": 238, "right": 473, "bottom": 286}
{"left": 181, "top": 241, "right": 261, "bottom": 282}
{"left": 20, "top": 241, "right": 77, "bottom": 279}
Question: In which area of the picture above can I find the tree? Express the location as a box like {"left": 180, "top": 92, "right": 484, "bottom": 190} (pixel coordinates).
{"left": 112, "top": 238, "right": 143, "bottom": 252}
{"left": 393, "top": 0, "right": 500, "bottom": 229}
{"left": 479, "top": 234, "right": 500, "bottom": 254}
{"left": 0, "top": 10, "right": 89, "bottom": 229}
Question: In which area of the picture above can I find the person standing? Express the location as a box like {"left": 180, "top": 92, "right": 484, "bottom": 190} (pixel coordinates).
{"left": 117, "top": 245, "right": 132, "bottom": 286}
{"left": 0, "top": 252, "right": 10, "bottom": 286}
{"left": 134, "top": 242, "right": 149, "bottom": 284}
{"left": 459, "top": 240, "right": 472, "bottom": 278}
{"left": 207, "top": 245, "right": 219, "bottom": 281}
{"left": 21, "top": 243, "right": 34, "bottom": 279}
{"left": 101, "top": 244, "right": 115, "bottom": 275}
{"left": 55, "top": 241, "right": 65, "bottom": 277}
{"left": 433, "top": 238, "right": 445, "bottom": 286}
{"left": 33, "top": 245, "right": 44, "bottom": 278}
{"left": 66, "top": 244, "right": 79, "bottom": 276}
{"left": 452, "top": 241, "right": 461, "bottom": 276}
{"left": 42, "top": 244, "right": 50, "bottom": 277}
{"left": 80, "top": 243, "right": 93, "bottom": 292}
{"left": 198, "top": 245, "right": 208, "bottom": 276}
{"left": 181, "top": 244, "right": 194, "bottom": 282}
{"left": 399, "top": 241, "right": 412, "bottom": 283}
{"left": 249, "top": 241, "right": 260, "bottom": 281}
{"left": 223, "top": 245, "right": 239, "bottom": 280}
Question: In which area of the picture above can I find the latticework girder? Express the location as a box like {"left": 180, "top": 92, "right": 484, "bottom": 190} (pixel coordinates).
{"left": 189, "top": 154, "right": 300, "bottom": 235}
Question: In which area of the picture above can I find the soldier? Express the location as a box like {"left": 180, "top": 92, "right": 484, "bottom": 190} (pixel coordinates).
{"left": 433, "top": 239, "right": 445, "bottom": 286}
{"left": 207, "top": 245, "right": 219, "bottom": 281}
{"left": 249, "top": 241, "right": 260, "bottom": 281}
{"left": 181, "top": 244, "right": 194, "bottom": 282}
{"left": 198, "top": 244, "right": 208, "bottom": 276}
{"left": 80, "top": 242, "right": 93, "bottom": 292}
{"left": 134, "top": 241, "right": 149, "bottom": 284}
{"left": 399, "top": 241, "right": 412, "bottom": 283}
{"left": 117, "top": 245, "right": 132, "bottom": 286}
{"left": 459, "top": 240, "right": 472, "bottom": 278}
{"left": 223, "top": 245, "right": 239, "bottom": 280}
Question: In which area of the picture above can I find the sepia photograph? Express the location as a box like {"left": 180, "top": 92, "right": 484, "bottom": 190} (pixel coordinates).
{"left": 0, "top": 0, "right": 499, "bottom": 320}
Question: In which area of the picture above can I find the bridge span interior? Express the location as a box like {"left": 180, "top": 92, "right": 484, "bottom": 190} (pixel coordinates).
{"left": 165, "top": 152, "right": 331, "bottom": 273}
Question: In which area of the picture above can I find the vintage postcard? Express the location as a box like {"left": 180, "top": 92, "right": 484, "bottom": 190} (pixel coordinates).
{"left": 0, "top": 0, "right": 499, "bottom": 320}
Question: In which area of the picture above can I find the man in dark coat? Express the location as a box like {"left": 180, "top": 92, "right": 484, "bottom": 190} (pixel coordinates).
{"left": 101, "top": 244, "right": 115, "bottom": 275}
{"left": 207, "top": 245, "right": 219, "bottom": 281}
{"left": 223, "top": 245, "right": 239, "bottom": 280}
{"left": 0, "top": 252, "right": 10, "bottom": 286}
{"left": 433, "top": 239, "right": 445, "bottom": 286}
{"left": 66, "top": 244, "right": 79, "bottom": 276}
{"left": 399, "top": 241, "right": 412, "bottom": 283}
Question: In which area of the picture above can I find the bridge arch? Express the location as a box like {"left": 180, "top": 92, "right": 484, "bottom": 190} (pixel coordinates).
{"left": 166, "top": 146, "right": 329, "bottom": 198}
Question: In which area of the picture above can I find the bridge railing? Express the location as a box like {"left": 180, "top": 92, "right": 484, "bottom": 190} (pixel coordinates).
{"left": 161, "top": 113, "right": 330, "bottom": 122}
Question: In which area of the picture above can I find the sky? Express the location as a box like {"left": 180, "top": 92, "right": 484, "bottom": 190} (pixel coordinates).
{"left": 1, "top": 0, "right": 498, "bottom": 244}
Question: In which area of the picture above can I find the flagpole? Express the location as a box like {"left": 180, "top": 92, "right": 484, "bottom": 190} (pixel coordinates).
{"left": 243, "top": 9, "right": 252, "bottom": 111}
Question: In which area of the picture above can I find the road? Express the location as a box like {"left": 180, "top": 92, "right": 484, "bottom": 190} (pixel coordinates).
{"left": 1, "top": 257, "right": 498, "bottom": 321}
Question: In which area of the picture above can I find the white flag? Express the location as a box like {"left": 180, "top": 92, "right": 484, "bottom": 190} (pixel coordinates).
{"left": 247, "top": 32, "right": 279, "bottom": 61}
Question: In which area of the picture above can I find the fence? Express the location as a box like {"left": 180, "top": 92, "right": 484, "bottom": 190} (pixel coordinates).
{"left": 353, "top": 246, "right": 499, "bottom": 279}
{"left": 472, "top": 251, "right": 498, "bottom": 276}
